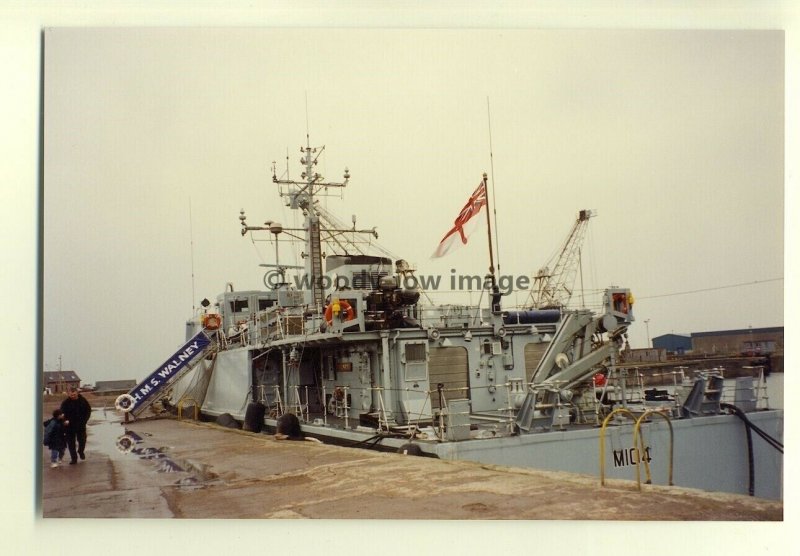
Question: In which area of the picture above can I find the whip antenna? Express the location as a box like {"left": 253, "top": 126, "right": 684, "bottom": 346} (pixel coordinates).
{"left": 305, "top": 91, "right": 310, "bottom": 144}
{"left": 487, "top": 97, "right": 501, "bottom": 273}
{"left": 189, "top": 197, "right": 196, "bottom": 313}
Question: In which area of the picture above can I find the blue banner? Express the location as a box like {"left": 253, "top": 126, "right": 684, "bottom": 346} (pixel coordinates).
{"left": 127, "top": 331, "right": 212, "bottom": 412}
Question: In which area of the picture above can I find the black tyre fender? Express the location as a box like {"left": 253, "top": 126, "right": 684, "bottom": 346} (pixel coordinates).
{"left": 398, "top": 443, "right": 423, "bottom": 456}
{"left": 276, "top": 413, "right": 303, "bottom": 440}
{"left": 243, "top": 402, "right": 266, "bottom": 433}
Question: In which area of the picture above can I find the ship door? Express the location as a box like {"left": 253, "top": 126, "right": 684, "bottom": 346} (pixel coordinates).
{"left": 428, "top": 346, "right": 469, "bottom": 410}
{"left": 400, "top": 341, "right": 431, "bottom": 422}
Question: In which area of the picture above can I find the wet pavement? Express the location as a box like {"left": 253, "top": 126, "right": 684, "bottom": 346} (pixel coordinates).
{"left": 41, "top": 409, "right": 783, "bottom": 520}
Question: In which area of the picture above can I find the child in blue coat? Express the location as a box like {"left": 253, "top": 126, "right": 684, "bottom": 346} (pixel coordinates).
{"left": 43, "top": 409, "right": 67, "bottom": 468}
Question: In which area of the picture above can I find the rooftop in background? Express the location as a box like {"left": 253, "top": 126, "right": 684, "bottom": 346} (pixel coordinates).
{"left": 43, "top": 370, "right": 81, "bottom": 383}
{"left": 652, "top": 333, "right": 692, "bottom": 354}
{"left": 691, "top": 326, "right": 784, "bottom": 338}
{"left": 94, "top": 379, "right": 137, "bottom": 393}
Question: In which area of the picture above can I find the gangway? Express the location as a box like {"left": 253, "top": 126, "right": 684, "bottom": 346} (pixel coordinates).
{"left": 114, "top": 329, "right": 219, "bottom": 418}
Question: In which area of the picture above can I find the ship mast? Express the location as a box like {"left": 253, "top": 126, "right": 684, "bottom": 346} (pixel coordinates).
{"left": 240, "top": 135, "right": 380, "bottom": 310}
{"left": 482, "top": 172, "right": 501, "bottom": 313}
{"left": 265, "top": 135, "right": 358, "bottom": 312}
{"left": 485, "top": 99, "right": 502, "bottom": 314}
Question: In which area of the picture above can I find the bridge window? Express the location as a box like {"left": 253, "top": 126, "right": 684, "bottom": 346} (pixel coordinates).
{"left": 230, "top": 299, "right": 249, "bottom": 313}
{"left": 258, "top": 299, "right": 276, "bottom": 311}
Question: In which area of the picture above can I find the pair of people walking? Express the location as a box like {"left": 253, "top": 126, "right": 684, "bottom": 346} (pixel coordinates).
{"left": 44, "top": 387, "right": 92, "bottom": 467}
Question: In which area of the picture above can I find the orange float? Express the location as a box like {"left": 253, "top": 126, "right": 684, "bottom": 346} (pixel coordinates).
{"left": 324, "top": 300, "right": 355, "bottom": 325}
{"left": 202, "top": 313, "right": 222, "bottom": 330}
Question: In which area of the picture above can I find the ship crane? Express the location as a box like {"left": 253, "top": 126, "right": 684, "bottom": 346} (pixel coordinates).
{"left": 528, "top": 209, "right": 595, "bottom": 309}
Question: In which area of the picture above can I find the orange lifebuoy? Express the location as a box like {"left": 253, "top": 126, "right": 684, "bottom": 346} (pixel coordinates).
{"left": 202, "top": 313, "right": 222, "bottom": 330}
{"left": 324, "top": 300, "right": 355, "bottom": 325}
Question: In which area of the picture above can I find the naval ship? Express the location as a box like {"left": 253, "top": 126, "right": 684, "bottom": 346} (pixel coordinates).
{"left": 114, "top": 137, "right": 784, "bottom": 501}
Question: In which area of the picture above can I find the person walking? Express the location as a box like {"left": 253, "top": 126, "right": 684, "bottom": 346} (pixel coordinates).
{"left": 60, "top": 387, "right": 92, "bottom": 464}
{"left": 43, "top": 409, "right": 67, "bottom": 468}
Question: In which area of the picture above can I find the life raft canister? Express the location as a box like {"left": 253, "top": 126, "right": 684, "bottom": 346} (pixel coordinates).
{"left": 202, "top": 313, "right": 222, "bottom": 330}
{"left": 324, "top": 299, "right": 355, "bottom": 325}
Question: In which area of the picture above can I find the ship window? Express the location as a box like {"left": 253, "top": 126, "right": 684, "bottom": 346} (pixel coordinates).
{"left": 353, "top": 271, "right": 388, "bottom": 289}
{"left": 258, "top": 299, "right": 275, "bottom": 311}
{"left": 742, "top": 341, "right": 776, "bottom": 354}
{"left": 230, "top": 299, "right": 249, "bottom": 313}
{"left": 405, "top": 343, "right": 427, "bottom": 363}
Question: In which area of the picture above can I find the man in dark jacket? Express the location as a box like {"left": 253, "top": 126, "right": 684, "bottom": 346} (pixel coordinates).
{"left": 60, "top": 387, "right": 92, "bottom": 464}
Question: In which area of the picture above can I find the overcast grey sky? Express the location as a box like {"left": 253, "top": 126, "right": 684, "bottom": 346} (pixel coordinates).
{"left": 41, "top": 27, "right": 783, "bottom": 385}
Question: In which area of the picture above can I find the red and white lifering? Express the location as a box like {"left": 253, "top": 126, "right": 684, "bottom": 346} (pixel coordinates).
{"left": 202, "top": 313, "right": 222, "bottom": 331}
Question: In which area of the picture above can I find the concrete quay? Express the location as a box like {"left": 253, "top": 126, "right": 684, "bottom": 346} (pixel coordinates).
{"left": 40, "top": 412, "right": 782, "bottom": 521}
